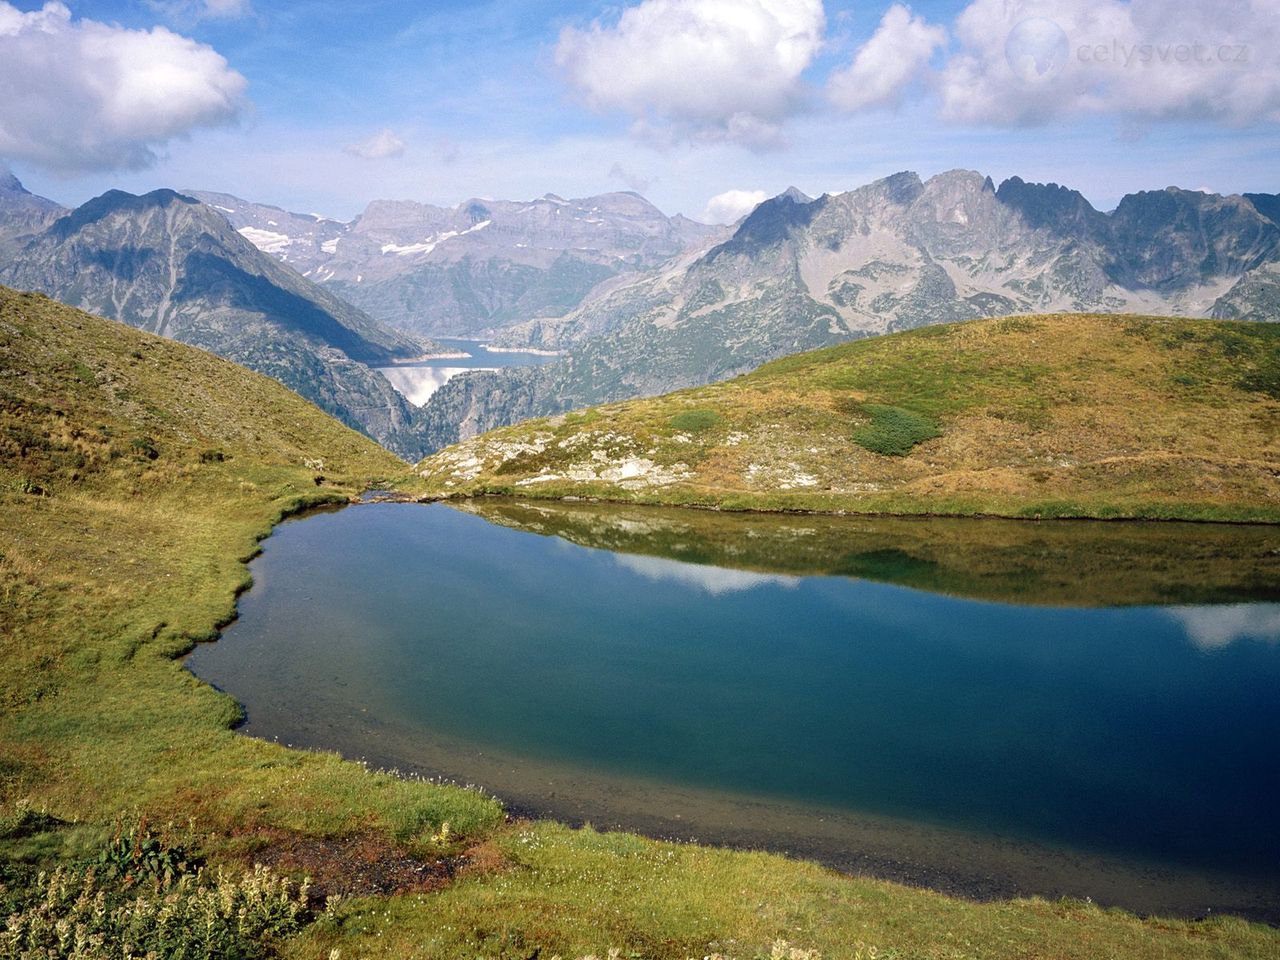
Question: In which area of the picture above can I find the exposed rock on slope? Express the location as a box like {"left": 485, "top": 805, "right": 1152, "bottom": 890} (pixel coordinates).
{"left": 0, "top": 167, "right": 64, "bottom": 243}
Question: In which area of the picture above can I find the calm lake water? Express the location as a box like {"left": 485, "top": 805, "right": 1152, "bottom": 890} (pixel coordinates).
{"left": 186, "top": 500, "right": 1280, "bottom": 920}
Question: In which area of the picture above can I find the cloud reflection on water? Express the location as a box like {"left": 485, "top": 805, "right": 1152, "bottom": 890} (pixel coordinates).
{"left": 614, "top": 554, "right": 800, "bottom": 596}
{"left": 1165, "top": 604, "right": 1280, "bottom": 651}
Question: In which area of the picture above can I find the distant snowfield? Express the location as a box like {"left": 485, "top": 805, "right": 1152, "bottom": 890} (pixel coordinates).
{"left": 377, "top": 365, "right": 495, "bottom": 406}
{"left": 237, "top": 226, "right": 293, "bottom": 254}
{"left": 380, "top": 220, "right": 491, "bottom": 257}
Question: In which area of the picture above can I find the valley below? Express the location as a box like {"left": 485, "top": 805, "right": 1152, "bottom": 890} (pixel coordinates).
{"left": 376, "top": 337, "right": 561, "bottom": 405}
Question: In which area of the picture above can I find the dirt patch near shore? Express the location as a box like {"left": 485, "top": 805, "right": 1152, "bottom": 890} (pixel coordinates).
{"left": 234, "top": 829, "right": 481, "bottom": 904}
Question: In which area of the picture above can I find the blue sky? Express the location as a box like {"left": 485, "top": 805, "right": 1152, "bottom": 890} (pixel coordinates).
{"left": 3, "top": 0, "right": 1278, "bottom": 221}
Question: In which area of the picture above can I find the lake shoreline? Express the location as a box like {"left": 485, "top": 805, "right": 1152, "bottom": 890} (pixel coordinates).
{"left": 407, "top": 488, "right": 1280, "bottom": 526}
{"left": 211, "top": 689, "right": 1280, "bottom": 927}
{"left": 186, "top": 500, "right": 1280, "bottom": 926}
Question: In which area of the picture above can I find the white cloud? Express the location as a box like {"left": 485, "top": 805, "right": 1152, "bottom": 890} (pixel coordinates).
{"left": 0, "top": 2, "right": 246, "bottom": 172}
{"left": 701, "top": 188, "right": 768, "bottom": 224}
{"left": 555, "top": 0, "right": 825, "bottom": 147}
{"left": 937, "top": 0, "right": 1280, "bottom": 126}
{"left": 1166, "top": 604, "right": 1280, "bottom": 651}
{"left": 829, "top": 4, "right": 946, "bottom": 112}
{"left": 615, "top": 554, "right": 799, "bottom": 595}
{"left": 344, "top": 129, "right": 407, "bottom": 160}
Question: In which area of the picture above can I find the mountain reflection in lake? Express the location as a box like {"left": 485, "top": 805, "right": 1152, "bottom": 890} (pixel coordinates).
{"left": 186, "top": 500, "right": 1280, "bottom": 921}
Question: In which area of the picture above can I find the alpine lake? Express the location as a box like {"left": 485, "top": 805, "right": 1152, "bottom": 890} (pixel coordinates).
{"left": 186, "top": 498, "right": 1280, "bottom": 922}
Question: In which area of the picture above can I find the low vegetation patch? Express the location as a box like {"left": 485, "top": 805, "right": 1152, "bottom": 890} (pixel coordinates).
{"left": 668, "top": 408, "right": 723, "bottom": 433}
{"left": 850, "top": 403, "right": 941, "bottom": 456}
{"left": 2, "top": 862, "right": 308, "bottom": 960}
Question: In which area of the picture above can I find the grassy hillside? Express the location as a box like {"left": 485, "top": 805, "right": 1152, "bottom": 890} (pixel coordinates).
{"left": 3, "top": 288, "right": 1278, "bottom": 958}
{"left": 415, "top": 314, "right": 1280, "bottom": 522}
{"left": 0, "top": 287, "right": 501, "bottom": 940}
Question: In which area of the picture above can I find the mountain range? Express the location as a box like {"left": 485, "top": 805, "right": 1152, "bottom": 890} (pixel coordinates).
{"left": 404, "top": 170, "right": 1280, "bottom": 451}
{"left": 187, "top": 188, "right": 723, "bottom": 340}
{"left": 0, "top": 174, "right": 428, "bottom": 449}
{"left": 2, "top": 168, "right": 1277, "bottom": 460}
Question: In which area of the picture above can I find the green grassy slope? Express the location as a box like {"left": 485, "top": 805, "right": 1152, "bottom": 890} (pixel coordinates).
{"left": 3, "top": 288, "right": 1278, "bottom": 958}
{"left": 0, "top": 284, "right": 500, "bottom": 854}
{"left": 415, "top": 314, "right": 1280, "bottom": 522}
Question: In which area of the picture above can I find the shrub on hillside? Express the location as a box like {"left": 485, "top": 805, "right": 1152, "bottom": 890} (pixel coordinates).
{"left": 851, "top": 404, "right": 940, "bottom": 456}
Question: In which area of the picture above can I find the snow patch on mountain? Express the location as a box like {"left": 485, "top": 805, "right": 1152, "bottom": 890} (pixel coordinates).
{"left": 380, "top": 219, "right": 492, "bottom": 257}
{"left": 237, "top": 226, "right": 295, "bottom": 254}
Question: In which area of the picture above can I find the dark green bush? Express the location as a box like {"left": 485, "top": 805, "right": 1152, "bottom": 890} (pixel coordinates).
{"left": 852, "top": 404, "right": 941, "bottom": 456}
{"left": 668, "top": 409, "right": 723, "bottom": 433}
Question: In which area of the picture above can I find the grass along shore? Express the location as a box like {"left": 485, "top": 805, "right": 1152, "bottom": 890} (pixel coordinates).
{"left": 2, "top": 287, "right": 1279, "bottom": 958}
{"left": 414, "top": 314, "right": 1280, "bottom": 524}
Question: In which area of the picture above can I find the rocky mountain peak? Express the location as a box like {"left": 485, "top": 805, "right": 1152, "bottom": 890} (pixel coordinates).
{"left": 706, "top": 187, "right": 827, "bottom": 262}
{"left": 50, "top": 188, "right": 199, "bottom": 239}
{"left": 1245, "top": 192, "right": 1280, "bottom": 228}
{"left": 0, "top": 168, "right": 62, "bottom": 209}
{"left": 1, "top": 167, "right": 25, "bottom": 194}
{"left": 996, "top": 176, "right": 1105, "bottom": 236}
{"left": 850, "top": 171, "right": 925, "bottom": 208}
{"left": 924, "top": 169, "right": 993, "bottom": 193}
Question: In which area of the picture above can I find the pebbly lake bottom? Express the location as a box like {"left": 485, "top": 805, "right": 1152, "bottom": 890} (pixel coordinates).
{"left": 185, "top": 499, "right": 1280, "bottom": 922}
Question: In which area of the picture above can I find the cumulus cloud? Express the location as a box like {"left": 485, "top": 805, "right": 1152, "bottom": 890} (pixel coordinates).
{"left": 555, "top": 0, "right": 825, "bottom": 147}
{"left": 344, "top": 129, "right": 407, "bottom": 160}
{"left": 700, "top": 188, "right": 768, "bottom": 224}
{"left": 0, "top": 2, "right": 246, "bottom": 172}
{"left": 828, "top": 4, "right": 946, "bottom": 112}
{"left": 937, "top": 0, "right": 1280, "bottom": 125}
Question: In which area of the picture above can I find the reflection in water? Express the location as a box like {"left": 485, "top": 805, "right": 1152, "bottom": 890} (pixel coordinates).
{"left": 615, "top": 553, "right": 800, "bottom": 595}
{"left": 456, "top": 498, "right": 1280, "bottom": 608}
{"left": 187, "top": 501, "right": 1280, "bottom": 922}
{"left": 1166, "top": 604, "right": 1280, "bottom": 650}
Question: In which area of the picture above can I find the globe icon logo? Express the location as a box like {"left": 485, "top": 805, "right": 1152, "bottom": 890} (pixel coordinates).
{"left": 1005, "top": 17, "right": 1070, "bottom": 83}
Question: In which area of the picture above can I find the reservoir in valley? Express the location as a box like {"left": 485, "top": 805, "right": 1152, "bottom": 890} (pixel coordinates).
{"left": 186, "top": 499, "right": 1280, "bottom": 921}
{"left": 377, "top": 338, "right": 560, "bottom": 405}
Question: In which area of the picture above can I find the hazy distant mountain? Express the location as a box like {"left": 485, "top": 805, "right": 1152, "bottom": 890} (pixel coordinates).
{"left": 0, "top": 167, "right": 65, "bottom": 243}
{"left": 0, "top": 181, "right": 429, "bottom": 449}
{"left": 190, "top": 189, "right": 724, "bottom": 339}
{"left": 406, "top": 171, "right": 1280, "bottom": 453}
